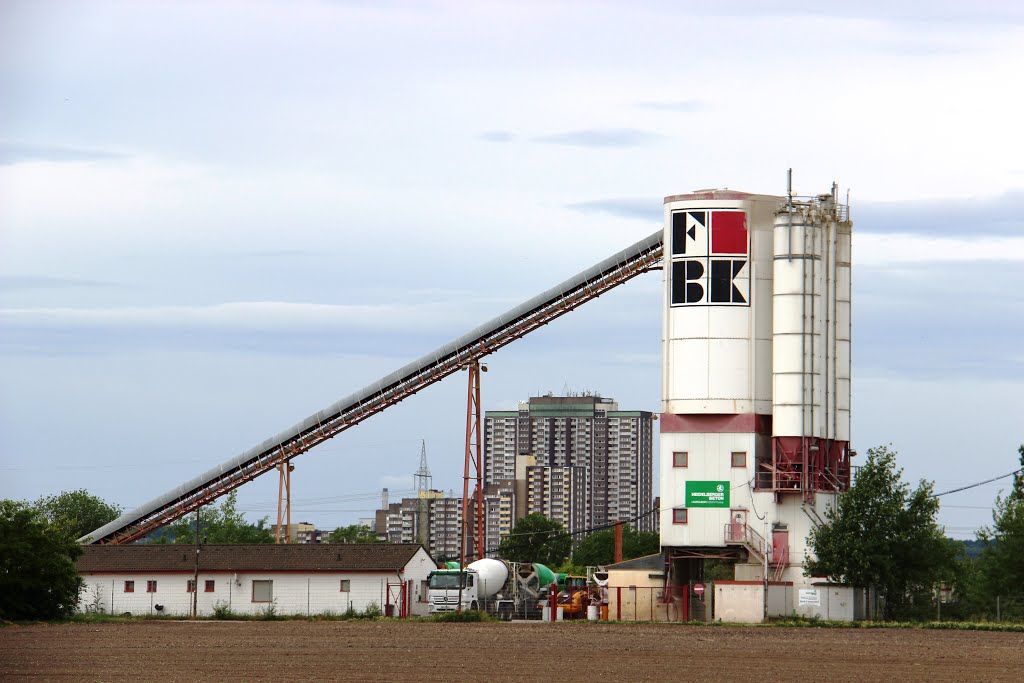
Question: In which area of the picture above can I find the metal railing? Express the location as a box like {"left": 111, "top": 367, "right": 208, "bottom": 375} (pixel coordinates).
{"left": 724, "top": 523, "right": 766, "bottom": 562}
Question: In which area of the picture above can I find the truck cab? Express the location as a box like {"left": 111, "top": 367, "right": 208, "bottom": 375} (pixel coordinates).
{"left": 427, "top": 569, "right": 478, "bottom": 613}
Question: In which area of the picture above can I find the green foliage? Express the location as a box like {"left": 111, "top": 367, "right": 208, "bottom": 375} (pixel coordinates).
{"left": 211, "top": 601, "right": 235, "bottom": 619}
{"left": 326, "top": 524, "right": 382, "bottom": 544}
{"left": 570, "top": 526, "right": 659, "bottom": 566}
{"left": 260, "top": 601, "right": 280, "bottom": 620}
{"left": 30, "top": 489, "right": 121, "bottom": 542}
{"left": 805, "top": 445, "right": 960, "bottom": 619}
{"left": 155, "top": 491, "right": 273, "bottom": 544}
{"left": 0, "top": 500, "right": 84, "bottom": 620}
{"left": 498, "top": 513, "right": 571, "bottom": 566}
{"left": 973, "top": 445, "right": 1024, "bottom": 611}
{"left": 704, "top": 559, "right": 735, "bottom": 582}
{"left": 433, "top": 609, "right": 495, "bottom": 622}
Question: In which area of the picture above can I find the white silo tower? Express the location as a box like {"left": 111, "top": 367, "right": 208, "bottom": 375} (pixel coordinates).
{"left": 659, "top": 183, "right": 852, "bottom": 619}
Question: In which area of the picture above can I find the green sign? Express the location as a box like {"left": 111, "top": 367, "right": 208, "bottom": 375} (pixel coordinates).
{"left": 685, "top": 481, "right": 730, "bottom": 508}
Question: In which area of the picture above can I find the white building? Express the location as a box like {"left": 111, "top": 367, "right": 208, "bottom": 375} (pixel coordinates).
{"left": 76, "top": 543, "right": 436, "bottom": 617}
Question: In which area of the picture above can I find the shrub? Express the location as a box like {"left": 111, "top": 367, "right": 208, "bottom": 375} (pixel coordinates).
{"left": 212, "top": 601, "right": 235, "bottom": 620}
{"left": 433, "top": 610, "right": 495, "bottom": 623}
{"left": 260, "top": 601, "right": 280, "bottom": 621}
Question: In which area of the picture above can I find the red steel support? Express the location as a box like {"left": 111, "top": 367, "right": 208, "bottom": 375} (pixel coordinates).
{"left": 275, "top": 460, "right": 294, "bottom": 544}
{"left": 461, "top": 360, "right": 486, "bottom": 565}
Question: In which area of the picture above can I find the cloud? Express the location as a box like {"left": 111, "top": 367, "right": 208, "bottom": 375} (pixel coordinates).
{"left": 566, "top": 197, "right": 661, "bottom": 222}
{"left": 0, "top": 142, "right": 123, "bottom": 165}
{"left": 856, "top": 234, "right": 1024, "bottom": 265}
{"left": 533, "top": 128, "right": 663, "bottom": 148}
{"left": 479, "top": 131, "right": 517, "bottom": 143}
{"left": 635, "top": 100, "right": 705, "bottom": 112}
{"left": 855, "top": 261, "right": 1024, "bottom": 379}
{"left": 566, "top": 192, "right": 1024, "bottom": 241}
{"left": 856, "top": 191, "right": 1024, "bottom": 236}
{"left": 0, "top": 300, "right": 476, "bottom": 332}
{"left": 0, "top": 275, "right": 122, "bottom": 291}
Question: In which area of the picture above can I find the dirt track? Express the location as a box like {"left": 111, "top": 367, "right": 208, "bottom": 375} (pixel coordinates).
{"left": 2, "top": 621, "right": 1022, "bottom": 682}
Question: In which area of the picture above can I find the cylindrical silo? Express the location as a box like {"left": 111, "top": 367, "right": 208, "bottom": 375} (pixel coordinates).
{"left": 659, "top": 190, "right": 780, "bottom": 554}
{"left": 771, "top": 192, "right": 851, "bottom": 497}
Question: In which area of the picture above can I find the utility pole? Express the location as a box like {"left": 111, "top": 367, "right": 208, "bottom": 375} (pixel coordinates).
{"left": 414, "top": 440, "right": 432, "bottom": 548}
{"left": 192, "top": 507, "right": 201, "bottom": 619}
{"left": 763, "top": 519, "right": 769, "bottom": 623}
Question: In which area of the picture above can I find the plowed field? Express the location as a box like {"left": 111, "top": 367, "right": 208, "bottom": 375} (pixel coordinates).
{"left": 2, "top": 621, "right": 1022, "bottom": 682}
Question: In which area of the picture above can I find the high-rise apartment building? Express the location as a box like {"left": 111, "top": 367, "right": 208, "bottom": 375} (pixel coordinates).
{"left": 484, "top": 394, "right": 654, "bottom": 535}
{"left": 374, "top": 488, "right": 508, "bottom": 562}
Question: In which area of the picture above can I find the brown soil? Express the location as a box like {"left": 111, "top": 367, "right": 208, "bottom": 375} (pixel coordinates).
{"left": 1, "top": 621, "right": 1022, "bottom": 682}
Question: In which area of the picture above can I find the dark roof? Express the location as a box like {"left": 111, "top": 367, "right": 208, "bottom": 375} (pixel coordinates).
{"left": 606, "top": 552, "right": 665, "bottom": 571}
{"left": 77, "top": 543, "right": 431, "bottom": 573}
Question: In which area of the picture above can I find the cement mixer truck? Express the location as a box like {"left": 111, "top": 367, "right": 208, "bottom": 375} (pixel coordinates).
{"left": 427, "top": 559, "right": 557, "bottom": 620}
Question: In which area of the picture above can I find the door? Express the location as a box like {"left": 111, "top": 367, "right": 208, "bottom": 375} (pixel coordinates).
{"left": 772, "top": 529, "right": 789, "bottom": 565}
{"left": 729, "top": 509, "right": 747, "bottom": 543}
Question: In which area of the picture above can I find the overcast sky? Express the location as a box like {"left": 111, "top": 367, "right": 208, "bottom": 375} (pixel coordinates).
{"left": 2, "top": 1, "right": 1022, "bottom": 540}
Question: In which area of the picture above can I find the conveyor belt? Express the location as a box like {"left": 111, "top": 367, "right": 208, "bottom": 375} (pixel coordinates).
{"left": 81, "top": 229, "right": 664, "bottom": 544}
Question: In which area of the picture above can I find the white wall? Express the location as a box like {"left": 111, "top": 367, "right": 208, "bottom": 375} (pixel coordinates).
{"left": 713, "top": 582, "right": 764, "bottom": 623}
{"left": 659, "top": 432, "right": 757, "bottom": 547}
{"left": 78, "top": 548, "right": 437, "bottom": 617}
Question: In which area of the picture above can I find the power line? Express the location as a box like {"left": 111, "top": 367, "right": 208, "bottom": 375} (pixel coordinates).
{"left": 931, "top": 468, "right": 1022, "bottom": 498}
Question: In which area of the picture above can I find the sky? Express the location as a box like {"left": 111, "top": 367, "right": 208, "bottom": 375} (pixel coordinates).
{"left": 1, "top": 0, "right": 1022, "bottom": 540}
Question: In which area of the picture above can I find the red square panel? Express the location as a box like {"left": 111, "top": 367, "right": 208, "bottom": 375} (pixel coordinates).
{"left": 711, "top": 211, "right": 748, "bottom": 255}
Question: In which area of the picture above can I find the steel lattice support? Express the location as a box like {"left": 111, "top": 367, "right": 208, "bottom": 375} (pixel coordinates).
{"left": 460, "top": 361, "right": 486, "bottom": 566}
{"left": 85, "top": 232, "right": 663, "bottom": 545}
{"left": 275, "top": 460, "right": 293, "bottom": 544}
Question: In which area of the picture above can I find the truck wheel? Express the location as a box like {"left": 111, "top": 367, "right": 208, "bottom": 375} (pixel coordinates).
{"left": 470, "top": 601, "right": 479, "bottom": 611}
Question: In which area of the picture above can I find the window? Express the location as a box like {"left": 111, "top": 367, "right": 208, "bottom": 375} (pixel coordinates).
{"left": 339, "top": 579, "right": 351, "bottom": 592}
{"left": 673, "top": 508, "right": 688, "bottom": 525}
{"left": 252, "top": 580, "right": 273, "bottom": 603}
{"left": 124, "top": 580, "right": 134, "bottom": 593}
{"left": 731, "top": 451, "right": 746, "bottom": 468}
{"left": 187, "top": 579, "right": 196, "bottom": 593}
{"left": 673, "top": 451, "right": 688, "bottom": 468}
{"left": 147, "top": 580, "right": 158, "bottom": 593}
{"left": 205, "top": 580, "right": 215, "bottom": 593}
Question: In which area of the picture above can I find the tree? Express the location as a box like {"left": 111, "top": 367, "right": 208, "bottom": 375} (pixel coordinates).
{"left": 805, "top": 445, "right": 960, "bottom": 619}
{"left": 974, "top": 445, "right": 1024, "bottom": 613}
{"left": 498, "top": 513, "right": 571, "bottom": 566}
{"left": 571, "top": 526, "right": 659, "bottom": 567}
{"left": 327, "top": 524, "right": 381, "bottom": 544}
{"left": 0, "top": 500, "right": 84, "bottom": 620}
{"left": 156, "top": 491, "right": 273, "bottom": 544}
{"left": 31, "top": 489, "right": 122, "bottom": 541}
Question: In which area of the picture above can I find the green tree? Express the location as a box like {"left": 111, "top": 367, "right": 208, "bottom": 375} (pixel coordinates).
{"left": 327, "top": 524, "right": 381, "bottom": 544}
{"left": 156, "top": 491, "right": 274, "bottom": 544}
{"left": 805, "top": 445, "right": 960, "bottom": 619}
{"left": 0, "top": 500, "right": 84, "bottom": 620}
{"left": 974, "top": 444, "right": 1024, "bottom": 615}
{"left": 31, "top": 489, "right": 122, "bottom": 541}
{"left": 571, "top": 526, "right": 659, "bottom": 566}
{"left": 498, "top": 513, "right": 571, "bottom": 566}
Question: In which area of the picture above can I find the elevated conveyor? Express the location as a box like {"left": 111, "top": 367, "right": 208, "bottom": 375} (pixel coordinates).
{"left": 82, "top": 230, "right": 663, "bottom": 544}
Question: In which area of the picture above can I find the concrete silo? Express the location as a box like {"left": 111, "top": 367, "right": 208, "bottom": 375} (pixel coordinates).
{"left": 659, "top": 184, "right": 852, "bottom": 618}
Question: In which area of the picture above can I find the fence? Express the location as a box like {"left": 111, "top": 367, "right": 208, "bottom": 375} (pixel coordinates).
{"left": 606, "top": 585, "right": 710, "bottom": 623}
{"left": 995, "top": 595, "right": 1024, "bottom": 622}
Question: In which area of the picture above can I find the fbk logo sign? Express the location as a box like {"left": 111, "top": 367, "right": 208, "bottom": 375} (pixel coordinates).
{"left": 670, "top": 210, "right": 749, "bottom": 306}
